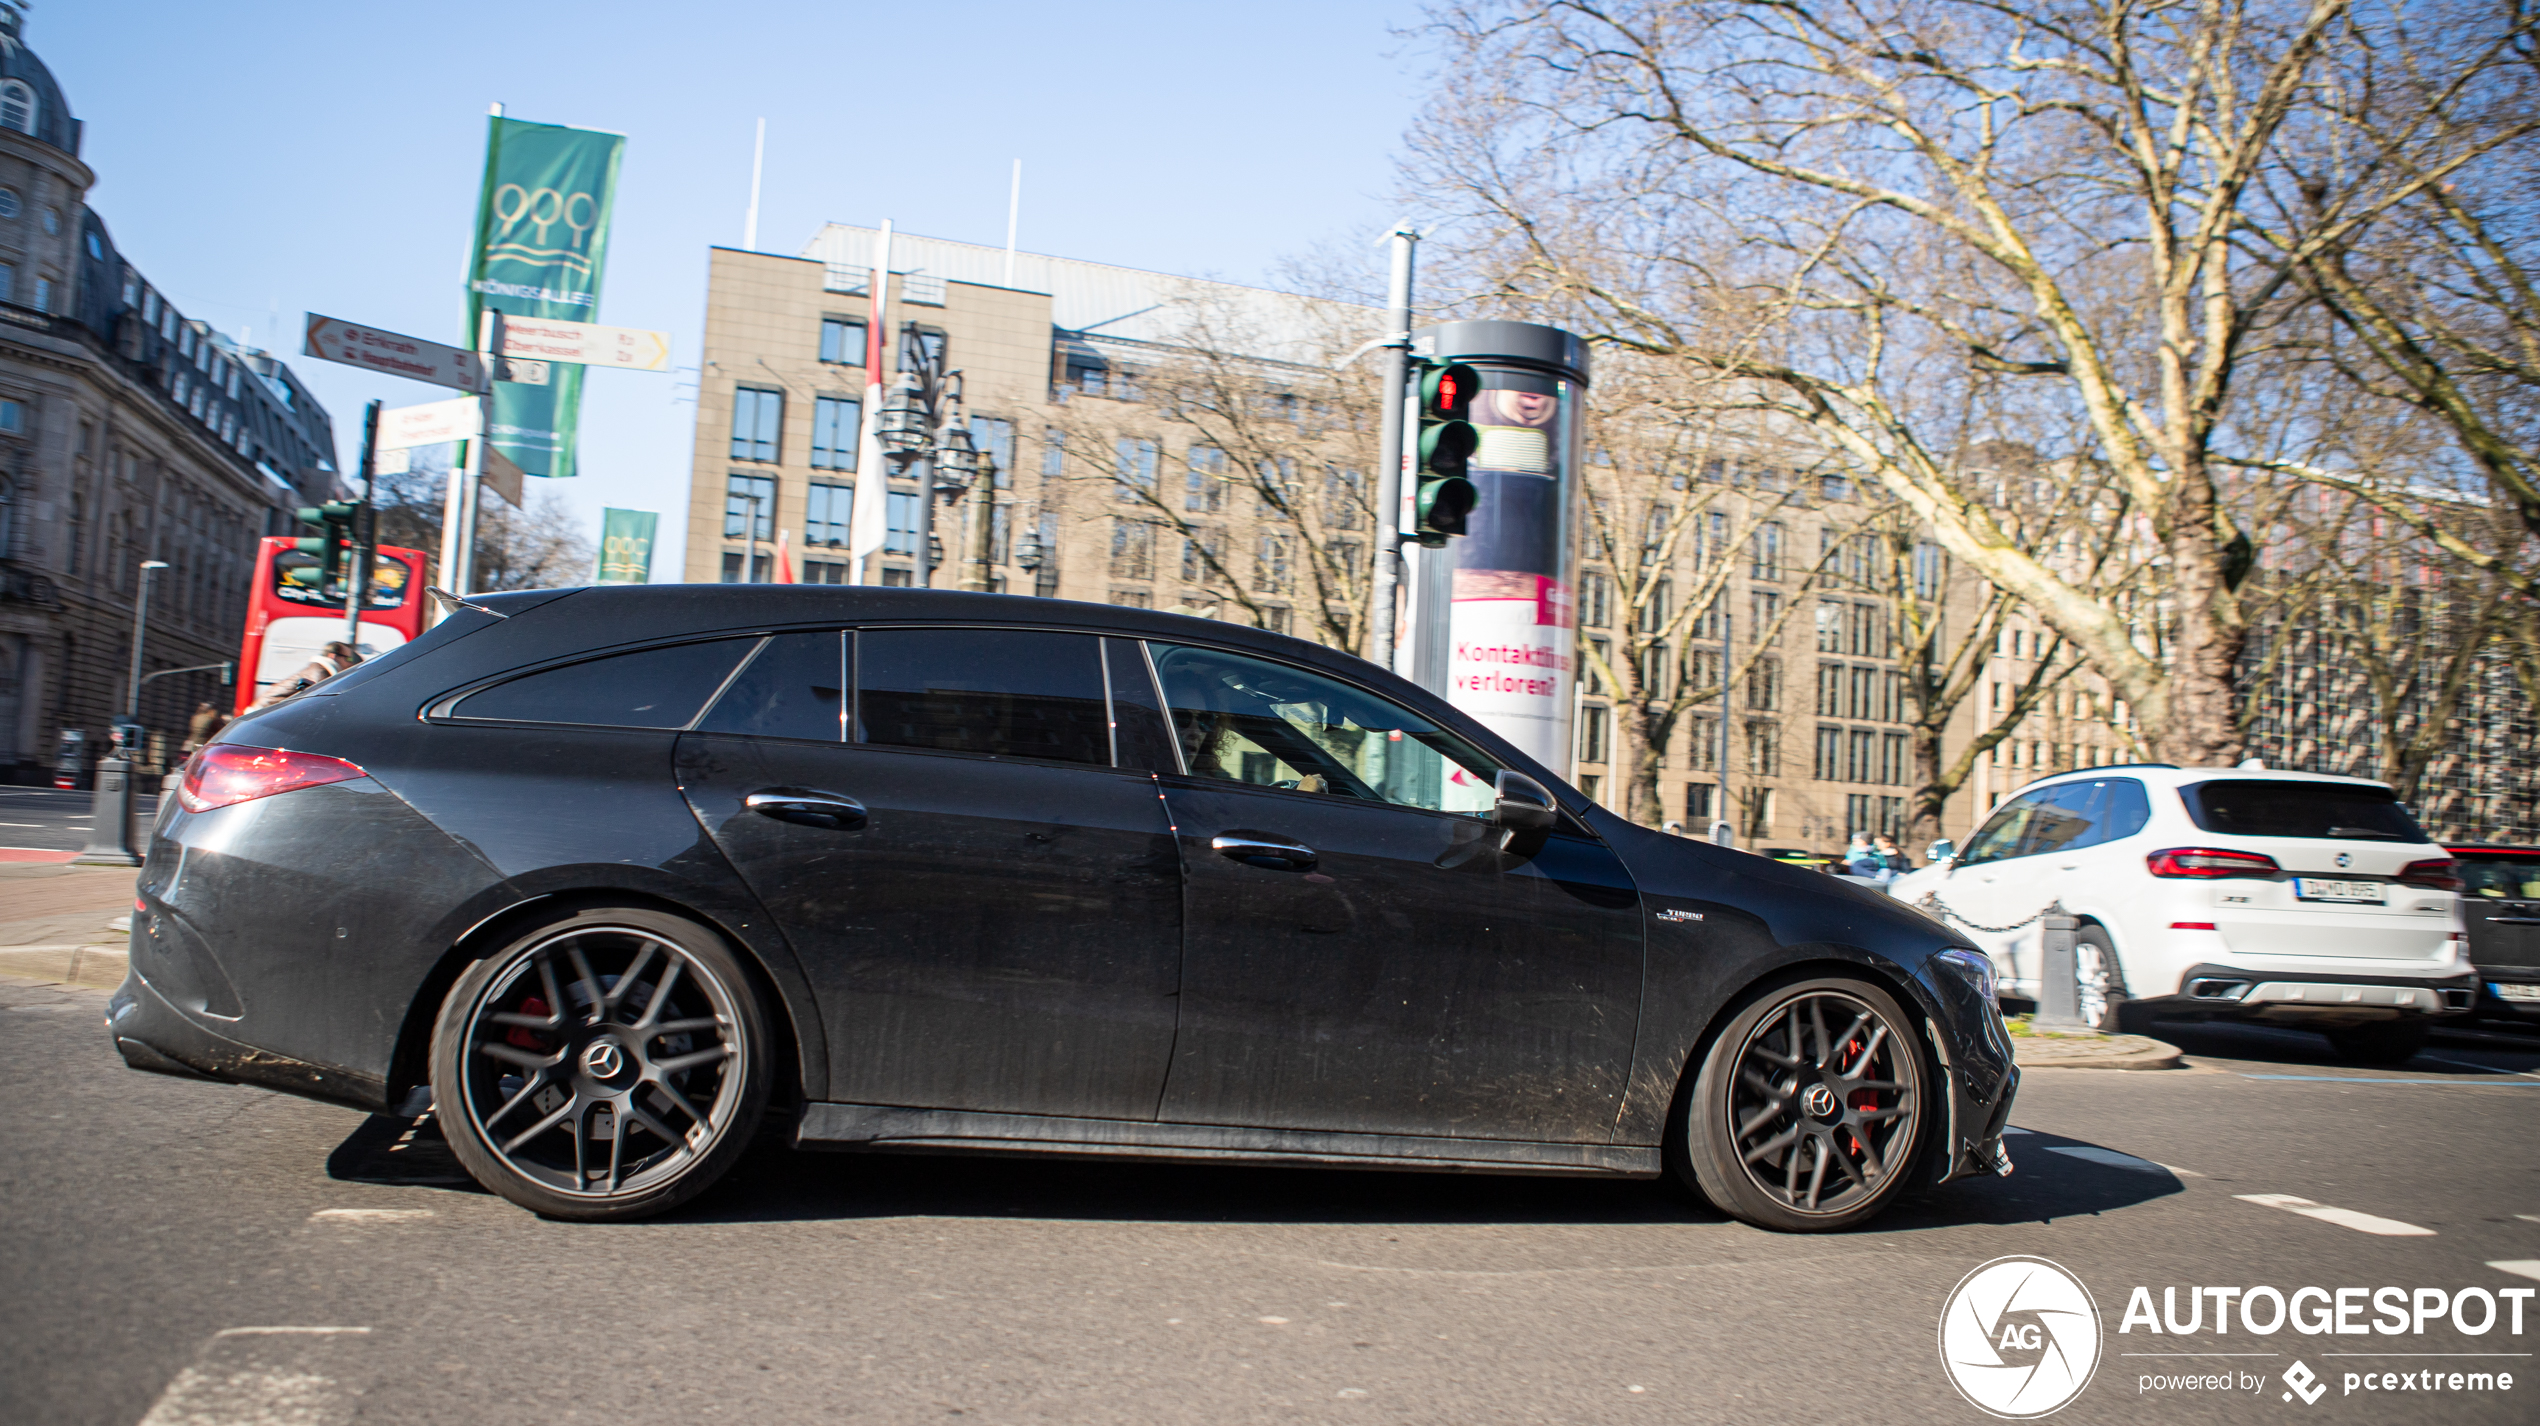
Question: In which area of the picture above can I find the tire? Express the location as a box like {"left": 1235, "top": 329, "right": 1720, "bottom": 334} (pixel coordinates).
{"left": 428, "top": 906, "right": 771, "bottom": 1221}
{"left": 2075, "top": 925, "right": 2135, "bottom": 1034}
{"left": 1678, "top": 975, "right": 1933, "bottom": 1232}
{"left": 2325, "top": 1021, "right": 2428, "bottom": 1066}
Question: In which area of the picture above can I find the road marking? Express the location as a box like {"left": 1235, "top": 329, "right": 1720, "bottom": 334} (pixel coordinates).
{"left": 2517, "top": 1215, "right": 2540, "bottom": 1225}
{"left": 2241, "top": 1075, "right": 2540, "bottom": 1086}
{"left": 2490, "top": 1261, "right": 2540, "bottom": 1283}
{"left": 2236, "top": 1193, "right": 2436, "bottom": 1236}
{"left": 138, "top": 1327, "right": 372, "bottom": 1426}
{"left": 308, "top": 1208, "right": 435, "bottom": 1223}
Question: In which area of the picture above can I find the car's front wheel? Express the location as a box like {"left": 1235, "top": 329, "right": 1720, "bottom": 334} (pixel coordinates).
{"left": 429, "top": 906, "right": 770, "bottom": 1220}
{"left": 1680, "top": 975, "right": 1931, "bottom": 1232}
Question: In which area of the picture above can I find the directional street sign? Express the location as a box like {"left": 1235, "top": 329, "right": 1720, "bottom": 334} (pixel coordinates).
{"left": 304, "top": 314, "right": 488, "bottom": 391}
{"left": 495, "top": 316, "right": 672, "bottom": 372}
{"left": 377, "top": 395, "right": 482, "bottom": 452}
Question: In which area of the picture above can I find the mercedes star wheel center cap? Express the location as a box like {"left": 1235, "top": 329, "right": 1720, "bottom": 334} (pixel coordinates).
{"left": 581, "top": 1039, "right": 626, "bottom": 1080}
{"left": 1801, "top": 1082, "right": 1840, "bottom": 1119}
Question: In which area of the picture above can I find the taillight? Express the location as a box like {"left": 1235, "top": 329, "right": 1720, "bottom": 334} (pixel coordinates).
{"left": 2398, "top": 858, "right": 2463, "bottom": 891}
{"left": 177, "top": 744, "right": 366, "bottom": 813}
{"left": 2146, "top": 846, "right": 2282, "bottom": 879}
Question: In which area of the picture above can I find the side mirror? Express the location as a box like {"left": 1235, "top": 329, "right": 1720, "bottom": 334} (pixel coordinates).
{"left": 1491, "top": 770, "right": 1558, "bottom": 854}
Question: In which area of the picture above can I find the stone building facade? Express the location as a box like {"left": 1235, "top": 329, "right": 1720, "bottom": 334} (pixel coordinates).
{"left": 0, "top": 6, "right": 338, "bottom": 780}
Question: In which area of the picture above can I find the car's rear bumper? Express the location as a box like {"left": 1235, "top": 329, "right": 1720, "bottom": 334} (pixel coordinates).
{"left": 2141, "top": 961, "right": 2478, "bottom": 1024}
{"left": 105, "top": 962, "right": 388, "bottom": 1113}
{"left": 2470, "top": 964, "right": 2540, "bottom": 1017}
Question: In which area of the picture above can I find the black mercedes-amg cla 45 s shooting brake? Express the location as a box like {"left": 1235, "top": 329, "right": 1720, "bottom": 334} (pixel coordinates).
{"left": 111, "top": 586, "right": 2017, "bottom": 1231}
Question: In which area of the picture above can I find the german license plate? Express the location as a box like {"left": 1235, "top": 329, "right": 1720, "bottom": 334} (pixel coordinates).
{"left": 2294, "top": 877, "right": 2386, "bottom": 904}
{"left": 2495, "top": 983, "right": 2540, "bottom": 1003}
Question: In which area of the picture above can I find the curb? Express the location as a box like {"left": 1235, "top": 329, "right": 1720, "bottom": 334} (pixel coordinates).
{"left": 2012, "top": 1032, "right": 2185, "bottom": 1070}
{"left": 0, "top": 944, "right": 128, "bottom": 990}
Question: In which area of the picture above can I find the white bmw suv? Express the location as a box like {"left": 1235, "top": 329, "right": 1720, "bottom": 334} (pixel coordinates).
{"left": 1889, "top": 766, "right": 2473, "bottom": 1062}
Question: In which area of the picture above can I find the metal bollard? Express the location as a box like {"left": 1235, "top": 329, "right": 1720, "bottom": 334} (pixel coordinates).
{"left": 71, "top": 756, "right": 142, "bottom": 867}
{"left": 2032, "top": 900, "right": 2093, "bottom": 1033}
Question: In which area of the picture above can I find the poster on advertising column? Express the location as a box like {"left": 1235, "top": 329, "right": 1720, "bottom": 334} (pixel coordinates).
{"left": 1447, "top": 369, "right": 1581, "bottom": 776}
{"left": 464, "top": 116, "right": 624, "bottom": 480}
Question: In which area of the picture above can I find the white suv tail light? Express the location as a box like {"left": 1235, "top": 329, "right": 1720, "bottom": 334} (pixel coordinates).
{"left": 2146, "top": 846, "right": 2280, "bottom": 879}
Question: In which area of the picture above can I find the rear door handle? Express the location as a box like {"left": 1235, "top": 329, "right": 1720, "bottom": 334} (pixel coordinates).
{"left": 2489, "top": 917, "right": 2540, "bottom": 926}
{"left": 745, "top": 788, "right": 867, "bottom": 831}
{"left": 1211, "top": 832, "right": 1317, "bottom": 871}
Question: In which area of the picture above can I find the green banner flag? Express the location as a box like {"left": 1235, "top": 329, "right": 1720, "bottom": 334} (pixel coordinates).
{"left": 596, "top": 508, "right": 657, "bottom": 584}
{"left": 466, "top": 116, "right": 624, "bottom": 479}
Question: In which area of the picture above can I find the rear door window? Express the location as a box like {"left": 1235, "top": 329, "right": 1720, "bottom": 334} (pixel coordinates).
{"left": 2459, "top": 856, "right": 2540, "bottom": 899}
{"left": 2180, "top": 780, "right": 2428, "bottom": 842}
{"left": 695, "top": 632, "right": 846, "bottom": 741}
{"left": 855, "top": 628, "right": 1110, "bottom": 765}
{"left": 452, "top": 637, "right": 757, "bottom": 728}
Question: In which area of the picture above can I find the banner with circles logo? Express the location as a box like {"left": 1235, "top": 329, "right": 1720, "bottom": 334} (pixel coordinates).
{"left": 465, "top": 116, "right": 624, "bottom": 481}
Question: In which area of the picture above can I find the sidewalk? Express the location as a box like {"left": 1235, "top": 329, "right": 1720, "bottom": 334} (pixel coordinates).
{"left": 0, "top": 862, "right": 137, "bottom": 990}
{"left": 2011, "top": 1028, "right": 2185, "bottom": 1070}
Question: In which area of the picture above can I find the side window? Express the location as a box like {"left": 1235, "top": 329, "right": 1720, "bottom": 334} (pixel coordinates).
{"left": 695, "top": 631, "right": 845, "bottom": 741}
{"left": 453, "top": 638, "right": 757, "bottom": 729}
{"left": 2101, "top": 778, "right": 2151, "bottom": 842}
{"left": 856, "top": 628, "right": 1109, "bottom": 765}
{"left": 1147, "top": 642, "right": 1501, "bottom": 815}
{"left": 1103, "top": 637, "right": 1180, "bottom": 772}
{"left": 2024, "top": 782, "right": 2107, "bottom": 858}
{"left": 1958, "top": 792, "right": 2047, "bottom": 865}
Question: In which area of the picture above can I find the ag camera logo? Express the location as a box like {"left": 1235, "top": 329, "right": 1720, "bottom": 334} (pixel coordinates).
{"left": 1940, "top": 1256, "right": 2104, "bottom": 1417}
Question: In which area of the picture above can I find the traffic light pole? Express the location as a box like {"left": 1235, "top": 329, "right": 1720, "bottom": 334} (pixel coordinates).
{"left": 344, "top": 399, "right": 379, "bottom": 649}
{"left": 1369, "top": 224, "right": 1416, "bottom": 677}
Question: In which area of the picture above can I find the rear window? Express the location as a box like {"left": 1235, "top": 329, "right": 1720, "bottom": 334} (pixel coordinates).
{"left": 2458, "top": 855, "right": 2540, "bottom": 899}
{"left": 855, "top": 628, "right": 1110, "bottom": 765}
{"left": 2179, "top": 779, "right": 2428, "bottom": 843}
{"left": 454, "top": 638, "right": 758, "bottom": 729}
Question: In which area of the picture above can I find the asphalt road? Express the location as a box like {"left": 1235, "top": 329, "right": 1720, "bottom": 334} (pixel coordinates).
{"left": 0, "top": 785, "right": 159, "bottom": 855}
{"left": 4, "top": 977, "right": 2537, "bottom": 1426}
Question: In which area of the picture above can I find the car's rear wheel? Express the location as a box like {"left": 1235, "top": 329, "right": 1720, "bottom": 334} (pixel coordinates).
{"left": 2325, "top": 1020, "right": 2428, "bottom": 1065}
{"left": 1680, "top": 975, "right": 1931, "bottom": 1232}
{"left": 2075, "top": 925, "right": 2134, "bottom": 1034}
{"left": 429, "top": 906, "right": 769, "bottom": 1221}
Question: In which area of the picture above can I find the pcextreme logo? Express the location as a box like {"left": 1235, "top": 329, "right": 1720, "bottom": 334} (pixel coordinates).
{"left": 1940, "top": 1256, "right": 2104, "bottom": 1418}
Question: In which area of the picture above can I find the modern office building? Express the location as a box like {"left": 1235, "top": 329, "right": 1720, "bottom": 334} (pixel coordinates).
{"left": 0, "top": 3, "right": 339, "bottom": 779}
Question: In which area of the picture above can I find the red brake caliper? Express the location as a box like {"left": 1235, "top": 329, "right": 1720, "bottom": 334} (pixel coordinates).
{"left": 1842, "top": 1034, "right": 1876, "bottom": 1157}
{"left": 507, "top": 995, "right": 551, "bottom": 1050}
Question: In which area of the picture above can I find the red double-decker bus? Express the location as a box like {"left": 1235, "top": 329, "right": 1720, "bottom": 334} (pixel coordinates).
{"left": 236, "top": 537, "right": 429, "bottom": 713}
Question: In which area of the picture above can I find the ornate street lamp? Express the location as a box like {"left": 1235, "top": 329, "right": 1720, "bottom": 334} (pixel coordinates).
{"left": 877, "top": 372, "right": 932, "bottom": 455}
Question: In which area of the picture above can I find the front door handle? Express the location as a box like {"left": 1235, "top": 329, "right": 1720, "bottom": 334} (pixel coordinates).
{"left": 745, "top": 788, "right": 867, "bottom": 831}
{"left": 1211, "top": 832, "right": 1317, "bottom": 871}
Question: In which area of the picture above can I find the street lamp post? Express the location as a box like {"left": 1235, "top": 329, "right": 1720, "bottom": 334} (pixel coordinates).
{"left": 874, "top": 323, "right": 982, "bottom": 588}
{"left": 76, "top": 557, "right": 169, "bottom": 867}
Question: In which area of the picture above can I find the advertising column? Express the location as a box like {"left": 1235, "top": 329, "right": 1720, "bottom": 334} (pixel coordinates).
{"left": 1413, "top": 322, "right": 1590, "bottom": 776}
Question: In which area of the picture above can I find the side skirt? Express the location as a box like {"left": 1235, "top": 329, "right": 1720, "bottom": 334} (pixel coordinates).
{"left": 796, "top": 1103, "right": 1663, "bottom": 1179}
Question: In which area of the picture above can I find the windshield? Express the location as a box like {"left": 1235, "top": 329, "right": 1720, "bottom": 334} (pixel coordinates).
{"left": 2179, "top": 779, "right": 2428, "bottom": 843}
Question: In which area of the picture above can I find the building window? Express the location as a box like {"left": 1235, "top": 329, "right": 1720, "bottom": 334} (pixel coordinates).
{"left": 1582, "top": 635, "right": 1611, "bottom": 694}
{"left": 1041, "top": 428, "right": 1065, "bottom": 478}
{"left": 1815, "top": 725, "right": 1842, "bottom": 780}
{"left": 1913, "top": 541, "right": 1945, "bottom": 599}
{"left": 1185, "top": 445, "right": 1226, "bottom": 512}
{"left": 804, "top": 558, "right": 848, "bottom": 584}
{"left": 31, "top": 276, "right": 50, "bottom": 313}
{"left": 723, "top": 473, "right": 775, "bottom": 540}
{"left": 900, "top": 327, "right": 946, "bottom": 372}
{"left": 1884, "top": 732, "right": 1909, "bottom": 786}
{"left": 1750, "top": 521, "right": 1784, "bottom": 581}
{"left": 1638, "top": 578, "right": 1671, "bottom": 634}
{"left": 1738, "top": 787, "right": 1775, "bottom": 838}
{"left": 1108, "top": 588, "right": 1151, "bottom": 609}
{"left": 720, "top": 551, "right": 775, "bottom": 584}
{"left": 1750, "top": 590, "right": 1781, "bottom": 636}
{"left": 1688, "top": 716, "right": 1718, "bottom": 771}
{"left": 810, "top": 396, "right": 859, "bottom": 470}
{"left": 805, "top": 481, "right": 852, "bottom": 548}
{"left": 1257, "top": 605, "right": 1290, "bottom": 635}
{"left": 730, "top": 387, "right": 782, "bottom": 462}
{"left": 880, "top": 567, "right": 914, "bottom": 587}
{"left": 1686, "top": 783, "right": 1716, "bottom": 823}
{"left": 819, "top": 317, "right": 867, "bottom": 365}
{"left": 1746, "top": 654, "right": 1780, "bottom": 711}
{"left": 1846, "top": 792, "right": 1874, "bottom": 838}
{"left": 971, "top": 416, "right": 1015, "bottom": 488}
{"left": 1580, "top": 704, "right": 1610, "bottom": 765}
{"left": 1180, "top": 528, "right": 1220, "bottom": 583}
{"left": 1323, "top": 464, "right": 1367, "bottom": 527}
{"left": 0, "top": 81, "right": 32, "bottom": 136}
{"left": 1580, "top": 572, "right": 1611, "bottom": 629}
{"left": 0, "top": 187, "right": 16, "bottom": 220}
{"left": 1849, "top": 728, "right": 1876, "bottom": 783}
{"left": 1745, "top": 720, "right": 1780, "bottom": 776}
{"left": 0, "top": 398, "right": 20, "bottom": 433}
{"left": 886, "top": 491, "right": 921, "bottom": 555}
{"left": 1113, "top": 437, "right": 1158, "bottom": 501}
{"left": 1110, "top": 519, "right": 1155, "bottom": 580}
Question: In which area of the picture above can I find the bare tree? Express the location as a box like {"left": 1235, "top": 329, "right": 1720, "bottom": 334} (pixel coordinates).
{"left": 1412, "top": 0, "right": 2529, "bottom": 763}
{"left": 372, "top": 444, "right": 593, "bottom": 592}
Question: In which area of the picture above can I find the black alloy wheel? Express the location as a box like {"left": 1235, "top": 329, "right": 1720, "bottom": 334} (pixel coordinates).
{"left": 1681, "top": 976, "right": 1929, "bottom": 1232}
{"left": 429, "top": 906, "right": 770, "bottom": 1220}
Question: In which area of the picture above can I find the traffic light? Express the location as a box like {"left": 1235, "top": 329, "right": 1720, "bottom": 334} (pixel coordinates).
{"left": 1412, "top": 361, "right": 1478, "bottom": 546}
{"left": 294, "top": 501, "right": 358, "bottom": 588}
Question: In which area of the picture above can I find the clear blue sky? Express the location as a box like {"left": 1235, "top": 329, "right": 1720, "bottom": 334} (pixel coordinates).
{"left": 47, "top": 0, "right": 1432, "bottom": 574}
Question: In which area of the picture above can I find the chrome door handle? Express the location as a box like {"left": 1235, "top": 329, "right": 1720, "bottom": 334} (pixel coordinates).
{"left": 1211, "top": 832, "right": 1317, "bottom": 871}
{"left": 745, "top": 788, "right": 867, "bottom": 831}
{"left": 2489, "top": 917, "right": 2540, "bottom": 926}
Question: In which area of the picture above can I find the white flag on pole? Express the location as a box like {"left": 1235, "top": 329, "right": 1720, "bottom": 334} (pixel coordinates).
{"left": 847, "top": 221, "right": 895, "bottom": 580}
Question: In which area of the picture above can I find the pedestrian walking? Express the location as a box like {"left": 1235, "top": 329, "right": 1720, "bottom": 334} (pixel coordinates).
{"left": 182, "top": 701, "right": 229, "bottom": 753}
{"left": 1871, "top": 833, "right": 1909, "bottom": 883}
